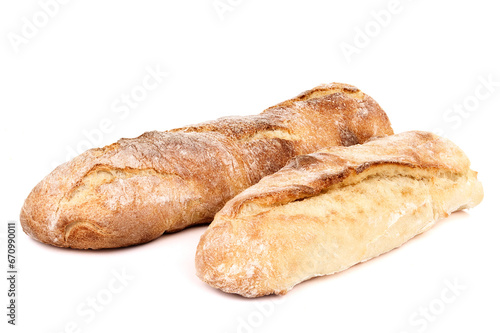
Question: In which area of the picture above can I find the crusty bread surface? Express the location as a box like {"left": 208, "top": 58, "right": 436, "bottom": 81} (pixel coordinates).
{"left": 20, "top": 82, "right": 393, "bottom": 249}
{"left": 195, "top": 131, "right": 484, "bottom": 297}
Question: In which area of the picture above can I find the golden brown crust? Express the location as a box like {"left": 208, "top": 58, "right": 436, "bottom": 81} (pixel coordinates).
{"left": 195, "top": 131, "right": 484, "bottom": 297}
{"left": 20, "top": 82, "right": 393, "bottom": 249}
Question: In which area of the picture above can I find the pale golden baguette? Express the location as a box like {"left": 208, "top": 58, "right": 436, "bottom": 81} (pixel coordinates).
{"left": 195, "top": 131, "right": 484, "bottom": 297}
{"left": 20, "top": 82, "right": 393, "bottom": 249}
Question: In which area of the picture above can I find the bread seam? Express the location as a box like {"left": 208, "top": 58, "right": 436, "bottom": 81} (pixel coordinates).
{"left": 65, "top": 166, "right": 185, "bottom": 202}
{"left": 234, "top": 165, "right": 463, "bottom": 218}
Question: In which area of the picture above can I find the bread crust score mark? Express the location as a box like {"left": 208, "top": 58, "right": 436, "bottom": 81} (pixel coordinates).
{"left": 20, "top": 82, "right": 393, "bottom": 249}
{"left": 195, "top": 131, "right": 484, "bottom": 297}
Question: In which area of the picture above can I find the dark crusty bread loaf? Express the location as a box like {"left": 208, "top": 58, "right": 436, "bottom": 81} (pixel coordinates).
{"left": 195, "top": 131, "right": 483, "bottom": 297}
{"left": 20, "top": 82, "right": 393, "bottom": 249}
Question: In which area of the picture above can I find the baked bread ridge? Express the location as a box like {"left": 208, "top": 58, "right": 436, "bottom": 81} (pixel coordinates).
{"left": 195, "top": 131, "right": 484, "bottom": 297}
{"left": 20, "top": 82, "right": 393, "bottom": 249}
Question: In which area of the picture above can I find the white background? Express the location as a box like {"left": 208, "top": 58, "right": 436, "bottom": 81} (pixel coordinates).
{"left": 1, "top": 1, "right": 499, "bottom": 332}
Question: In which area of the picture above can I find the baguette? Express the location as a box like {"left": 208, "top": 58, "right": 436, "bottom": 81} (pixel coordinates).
{"left": 20, "top": 82, "right": 393, "bottom": 249}
{"left": 195, "top": 131, "right": 484, "bottom": 297}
